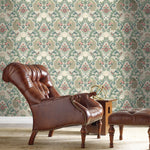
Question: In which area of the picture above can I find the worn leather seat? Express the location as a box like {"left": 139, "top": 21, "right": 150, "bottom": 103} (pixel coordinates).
{"left": 108, "top": 108, "right": 150, "bottom": 149}
{"left": 2, "top": 62, "right": 103, "bottom": 148}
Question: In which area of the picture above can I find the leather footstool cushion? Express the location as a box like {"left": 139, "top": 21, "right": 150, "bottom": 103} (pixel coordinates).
{"left": 108, "top": 108, "right": 150, "bottom": 125}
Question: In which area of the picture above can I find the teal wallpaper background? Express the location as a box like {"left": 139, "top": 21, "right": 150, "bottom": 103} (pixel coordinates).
{"left": 0, "top": 0, "right": 150, "bottom": 116}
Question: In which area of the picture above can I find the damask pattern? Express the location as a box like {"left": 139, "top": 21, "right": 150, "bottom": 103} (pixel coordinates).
{"left": 0, "top": 0, "right": 150, "bottom": 116}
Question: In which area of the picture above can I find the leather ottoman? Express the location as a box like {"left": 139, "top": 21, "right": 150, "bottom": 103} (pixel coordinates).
{"left": 108, "top": 108, "right": 150, "bottom": 149}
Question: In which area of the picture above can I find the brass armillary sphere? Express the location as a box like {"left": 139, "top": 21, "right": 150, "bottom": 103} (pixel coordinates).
{"left": 90, "top": 85, "right": 107, "bottom": 100}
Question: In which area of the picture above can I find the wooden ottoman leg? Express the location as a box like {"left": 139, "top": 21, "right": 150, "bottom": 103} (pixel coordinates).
{"left": 148, "top": 126, "right": 150, "bottom": 150}
{"left": 109, "top": 125, "right": 115, "bottom": 148}
{"left": 119, "top": 125, "right": 123, "bottom": 140}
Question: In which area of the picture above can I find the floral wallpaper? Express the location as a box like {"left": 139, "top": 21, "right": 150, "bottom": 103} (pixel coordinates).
{"left": 0, "top": 0, "right": 150, "bottom": 116}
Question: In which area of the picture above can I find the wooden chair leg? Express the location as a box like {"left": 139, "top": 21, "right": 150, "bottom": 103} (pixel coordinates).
{"left": 148, "top": 126, "right": 150, "bottom": 150}
{"left": 119, "top": 125, "right": 123, "bottom": 140}
{"left": 28, "top": 130, "right": 38, "bottom": 145}
{"left": 109, "top": 125, "right": 115, "bottom": 148}
{"left": 48, "top": 129, "right": 54, "bottom": 137}
{"left": 81, "top": 125, "right": 87, "bottom": 148}
{"left": 97, "top": 120, "right": 102, "bottom": 139}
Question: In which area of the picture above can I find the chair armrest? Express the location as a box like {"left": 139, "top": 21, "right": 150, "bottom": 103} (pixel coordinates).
{"left": 71, "top": 95, "right": 103, "bottom": 124}
{"left": 72, "top": 92, "right": 102, "bottom": 108}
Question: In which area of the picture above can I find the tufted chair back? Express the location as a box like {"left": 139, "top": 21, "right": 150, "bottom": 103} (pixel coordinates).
{"left": 2, "top": 62, "right": 60, "bottom": 106}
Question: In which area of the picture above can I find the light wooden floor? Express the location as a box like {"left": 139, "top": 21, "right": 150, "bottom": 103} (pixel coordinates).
{"left": 0, "top": 124, "right": 149, "bottom": 150}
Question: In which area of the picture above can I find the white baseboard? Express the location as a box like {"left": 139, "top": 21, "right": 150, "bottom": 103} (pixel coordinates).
{"left": 0, "top": 117, "right": 32, "bottom": 124}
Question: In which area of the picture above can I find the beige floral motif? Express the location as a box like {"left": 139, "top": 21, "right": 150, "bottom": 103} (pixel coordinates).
{"left": 13, "top": 19, "right": 21, "bottom": 30}
{"left": 88, "top": 0, "right": 97, "bottom": 11}
{"left": 74, "top": 39, "right": 83, "bottom": 50}
{"left": 109, "top": 19, "right": 117, "bottom": 30}
{"left": 26, "top": 19, "right": 34, "bottom": 30}
{"left": 74, "top": 0, "right": 83, "bottom": 11}
{"left": 116, "top": 77, "right": 124, "bottom": 89}
{"left": 116, "top": 39, "right": 124, "bottom": 50}
{"left": 46, "top": 0, "right": 55, "bottom": 11}
{"left": 0, "top": 52, "right": 10, "bottom": 60}
{"left": 137, "top": 19, "right": 145, "bottom": 30}
{"left": 116, "top": 0, "right": 124, "bottom": 11}
{"left": 129, "top": 77, "right": 138, "bottom": 88}
{"left": 74, "top": 77, "right": 83, "bottom": 89}
{"left": 18, "top": 109, "right": 30, "bottom": 116}
{"left": 12, "top": 98, "right": 21, "bottom": 108}
{"left": 136, "top": 58, "right": 145, "bottom": 69}
{"left": 53, "top": 58, "right": 62, "bottom": 69}
{"left": 53, "top": 19, "right": 62, "bottom": 30}
{"left": 95, "top": 58, "right": 103, "bottom": 69}
{"left": 47, "top": 39, "right": 55, "bottom": 50}
{"left": 129, "top": 0, "right": 137, "bottom": 11}
{"left": 130, "top": 39, "right": 137, "bottom": 50}
{"left": 5, "top": 0, "right": 13, "bottom": 11}
{"left": 5, "top": 39, "right": 13, "bottom": 50}
{"left": 95, "top": 19, "right": 104, "bottom": 30}
{"left": 88, "top": 39, "right": 96, "bottom": 50}
{"left": 67, "top": 58, "right": 76, "bottom": 70}
{"left": 141, "top": 32, "right": 150, "bottom": 42}
{"left": 33, "top": 0, "right": 42, "bottom": 11}
{"left": 136, "top": 97, "right": 145, "bottom": 108}
{"left": 88, "top": 78, "right": 96, "bottom": 87}
{"left": 0, "top": 13, "right": 10, "bottom": 22}
{"left": 33, "top": 39, "right": 41, "bottom": 50}
{"left": 109, "top": 58, "right": 117, "bottom": 69}
{"left": 140, "top": 71, "right": 150, "bottom": 81}
{"left": 68, "top": 19, "right": 76, "bottom": 30}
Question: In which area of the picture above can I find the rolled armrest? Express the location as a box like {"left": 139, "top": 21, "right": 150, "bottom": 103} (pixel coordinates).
{"left": 72, "top": 92, "right": 102, "bottom": 108}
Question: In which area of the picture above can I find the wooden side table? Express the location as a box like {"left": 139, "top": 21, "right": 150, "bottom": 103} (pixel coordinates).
{"left": 87, "top": 99, "right": 117, "bottom": 135}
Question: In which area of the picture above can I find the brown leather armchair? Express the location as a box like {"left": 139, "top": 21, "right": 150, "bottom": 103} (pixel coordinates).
{"left": 2, "top": 62, "right": 103, "bottom": 148}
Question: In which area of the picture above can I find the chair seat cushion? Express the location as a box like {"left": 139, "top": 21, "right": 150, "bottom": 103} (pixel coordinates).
{"left": 108, "top": 108, "right": 150, "bottom": 125}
